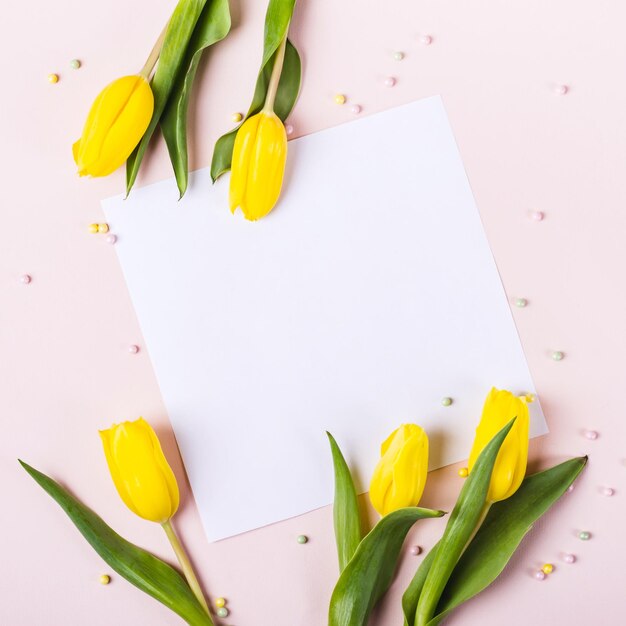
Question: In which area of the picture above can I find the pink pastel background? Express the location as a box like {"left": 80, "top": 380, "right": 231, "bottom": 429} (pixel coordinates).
{"left": 2, "top": 0, "right": 625, "bottom": 624}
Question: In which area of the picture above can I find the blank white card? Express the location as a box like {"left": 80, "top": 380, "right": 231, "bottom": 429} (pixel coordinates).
{"left": 103, "top": 96, "right": 547, "bottom": 541}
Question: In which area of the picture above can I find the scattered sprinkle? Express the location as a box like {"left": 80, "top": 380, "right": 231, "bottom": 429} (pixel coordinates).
{"left": 393, "top": 51, "right": 404, "bottom": 61}
{"left": 584, "top": 430, "right": 598, "bottom": 440}
{"left": 524, "top": 393, "right": 535, "bottom": 403}
{"left": 128, "top": 344, "right": 140, "bottom": 354}
{"left": 530, "top": 210, "right": 544, "bottom": 221}
{"left": 534, "top": 570, "right": 546, "bottom": 581}
{"left": 105, "top": 234, "right": 117, "bottom": 244}
{"left": 215, "top": 597, "right": 226, "bottom": 609}
{"left": 19, "top": 274, "right": 32, "bottom": 285}
{"left": 418, "top": 34, "right": 433, "bottom": 45}
{"left": 542, "top": 563, "right": 554, "bottom": 574}
{"left": 554, "top": 84, "right": 569, "bottom": 95}
{"left": 562, "top": 553, "right": 576, "bottom": 564}
{"left": 602, "top": 487, "right": 615, "bottom": 497}
{"left": 567, "top": 484, "right": 575, "bottom": 493}
{"left": 88, "top": 223, "right": 99, "bottom": 234}
{"left": 231, "top": 112, "right": 243, "bottom": 123}
{"left": 97, "top": 223, "right": 109, "bottom": 234}
{"left": 334, "top": 94, "right": 347, "bottom": 105}
{"left": 441, "top": 396, "right": 453, "bottom": 407}
{"left": 296, "top": 534, "right": 308, "bottom": 544}
{"left": 48, "top": 73, "right": 59, "bottom": 84}
{"left": 384, "top": 77, "right": 396, "bottom": 87}
{"left": 216, "top": 607, "right": 229, "bottom": 618}
{"left": 578, "top": 530, "right": 591, "bottom": 541}
{"left": 99, "top": 574, "right": 111, "bottom": 585}
{"left": 409, "top": 545, "right": 422, "bottom": 556}
{"left": 285, "top": 124, "right": 294, "bottom": 135}
{"left": 551, "top": 351, "right": 564, "bottom": 361}
{"left": 515, "top": 298, "right": 527, "bottom": 308}
{"left": 458, "top": 467, "right": 468, "bottom": 478}
{"left": 70, "top": 59, "right": 81, "bottom": 70}
{"left": 350, "top": 104, "right": 362, "bottom": 114}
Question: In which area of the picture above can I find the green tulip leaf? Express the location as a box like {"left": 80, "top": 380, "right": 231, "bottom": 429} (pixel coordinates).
{"left": 425, "top": 456, "right": 588, "bottom": 626}
{"left": 126, "top": 0, "right": 212, "bottom": 195}
{"left": 409, "top": 420, "right": 515, "bottom": 626}
{"left": 401, "top": 540, "right": 440, "bottom": 626}
{"left": 327, "top": 432, "right": 362, "bottom": 572}
{"left": 19, "top": 460, "right": 213, "bottom": 626}
{"left": 161, "top": 0, "right": 231, "bottom": 198}
{"left": 209, "top": 0, "right": 301, "bottom": 182}
{"left": 329, "top": 507, "right": 445, "bottom": 626}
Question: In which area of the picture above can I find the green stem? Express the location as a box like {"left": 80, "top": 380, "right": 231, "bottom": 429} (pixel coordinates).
{"left": 139, "top": 22, "right": 169, "bottom": 79}
{"left": 161, "top": 519, "right": 210, "bottom": 616}
{"left": 262, "top": 35, "right": 288, "bottom": 113}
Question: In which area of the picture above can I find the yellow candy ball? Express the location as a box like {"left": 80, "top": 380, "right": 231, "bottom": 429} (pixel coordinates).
{"left": 231, "top": 112, "right": 243, "bottom": 123}
{"left": 99, "top": 574, "right": 111, "bottom": 585}
{"left": 97, "top": 223, "right": 109, "bottom": 234}
{"left": 48, "top": 73, "right": 59, "bottom": 84}
{"left": 88, "top": 223, "right": 99, "bottom": 234}
{"left": 334, "top": 94, "right": 347, "bottom": 105}
{"left": 458, "top": 467, "right": 468, "bottom": 478}
{"left": 542, "top": 563, "right": 554, "bottom": 574}
{"left": 215, "top": 597, "right": 226, "bottom": 608}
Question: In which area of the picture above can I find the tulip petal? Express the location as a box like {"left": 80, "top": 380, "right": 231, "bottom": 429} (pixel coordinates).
{"left": 229, "top": 114, "right": 261, "bottom": 214}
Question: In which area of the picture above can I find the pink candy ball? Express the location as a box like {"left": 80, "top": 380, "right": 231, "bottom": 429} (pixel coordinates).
{"left": 128, "top": 344, "right": 140, "bottom": 354}
{"left": 350, "top": 104, "right": 362, "bottom": 114}
{"left": 409, "top": 545, "right": 422, "bottom": 556}
{"left": 566, "top": 484, "right": 575, "bottom": 493}
{"left": 584, "top": 430, "right": 598, "bottom": 440}
{"left": 105, "top": 234, "right": 117, "bottom": 244}
{"left": 19, "top": 274, "right": 32, "bottom": 285}
{"left": 530, "top": 211, "right": 544, "bottom": 221}
{"left": 554, "top": 84, "right": 569, "bottom": 95}
{"left": 602, "top": 487, "right": 615, "bottom": 497}
{"left": 563, "top": 554, "right": 576, "bottom": 564}
{"left": 285, "top": 124, "right": 294, "bottom": 135}
{"left": 384, "top": 77, "right": 396, "bottom": 87}
{"left": 419, "top": 34, "right": 433, "bottom": 45}
{"left": 534, "top": 570, "right": 546, "bottom": 581}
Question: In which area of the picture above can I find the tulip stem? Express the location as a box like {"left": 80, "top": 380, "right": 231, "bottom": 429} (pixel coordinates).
{"left": 140, "top": 22, "right": 170, "bottom": 79}
{"left": 161, "top": 520, "right": 211, "bottom": 615}
{"left": 263, "top": 34, "right": 288, "bottom": 113}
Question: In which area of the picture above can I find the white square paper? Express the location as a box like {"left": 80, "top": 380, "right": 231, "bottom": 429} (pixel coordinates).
{"left": 103, "top": 96, "right": 547, "bottom": 541}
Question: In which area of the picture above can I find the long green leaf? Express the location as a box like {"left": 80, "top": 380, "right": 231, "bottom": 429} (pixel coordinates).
{"left": 126, "top": 0, "right": 211, "bottom": 195}
{"left": 411, "top": 420, "right": 514, "bottom": 626}
{"left": 327, "top": 432, "right": 362, "bottom": 572}
{"left": 329, "top": 507, "right": 445, "bottom": 626}
{"left": 209, "top": 0, "right": 301, "bottom": 181}
{"left": 19, "top": 460, "right": 213, "bottom": 626}
{"left": 425, "top": 456, "right": 587, "bottom": 626}
{"left": 401, "top": 540, "right": 440, "bottom": 626}
{"left": 161, "top": 0, "right": 231, "bottom": 198}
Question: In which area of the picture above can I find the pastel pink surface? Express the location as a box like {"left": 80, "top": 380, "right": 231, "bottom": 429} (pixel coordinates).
{"left": 1, "top": 1, "right": 624, "bottom": 625}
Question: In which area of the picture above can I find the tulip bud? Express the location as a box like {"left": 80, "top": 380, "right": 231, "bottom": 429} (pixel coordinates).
{"left": 73, "top": 75, "right": 154, "bottom": 177}
{"left": 467, "top": 388, "right": 530, "bottom": 502}
{"left": 229, "top": 111, "right": 287, "bottom": 221}
{"left": 99, "top": 418, "right": 179, "bottom": 523}
{"left": 369, "top": 424, "right": 429, "bottom": 517}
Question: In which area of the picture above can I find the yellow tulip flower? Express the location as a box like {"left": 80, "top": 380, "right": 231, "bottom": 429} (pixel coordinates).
{"left": 467, "top": 388, "right": 530, "bottom": 502}
{"left": 229, "top": 110, "right": 287, "bottom": 221}
{"left": 369, "top": 424, "right": 429, "bottom": 516}
{"left": 73, "top": 75, "right": 154, "bottom": 177}
{"left": 99, "top": 418, "right": 179, "bottom": 523}
{"left": 229, "top": 35, "right": 290, "bottom": 221}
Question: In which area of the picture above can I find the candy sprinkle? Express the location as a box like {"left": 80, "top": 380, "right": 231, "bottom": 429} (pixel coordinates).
{"left": 216, "top": 607, "right": 229, "bottom": 618}
{"left": 458, "top": 467, "right": 468, "bottom": 478}
{"left": 334, "top": 94, "right": 347, "bottom": 105}
{"left": 70, "top": 59, "right": 81, "bottom": 69}
{"left": 231, "top": 112, "right": 243, "bottom": 123}
{"left": 99, "top": 574, "right": 111, "bottom": 585}
{"left": 48, "top": 73, "right": 59, "bottom": 84}
{"left": 578, "top": 530, "right": 591, "bottom": 541}
{"left": 542, "top": 563, "right": 554, "bottom": 574}
{"left": 441, "top": 396, "right": 453, "bottom": 407}
{"left": 215, "top": 598, "right": 226, "bottom": 609}
{"left": 551, "top": 351, "right": 564, "bottom": 361}
{"left": 297, "top": 534, "right": 308, "bottom": 544}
